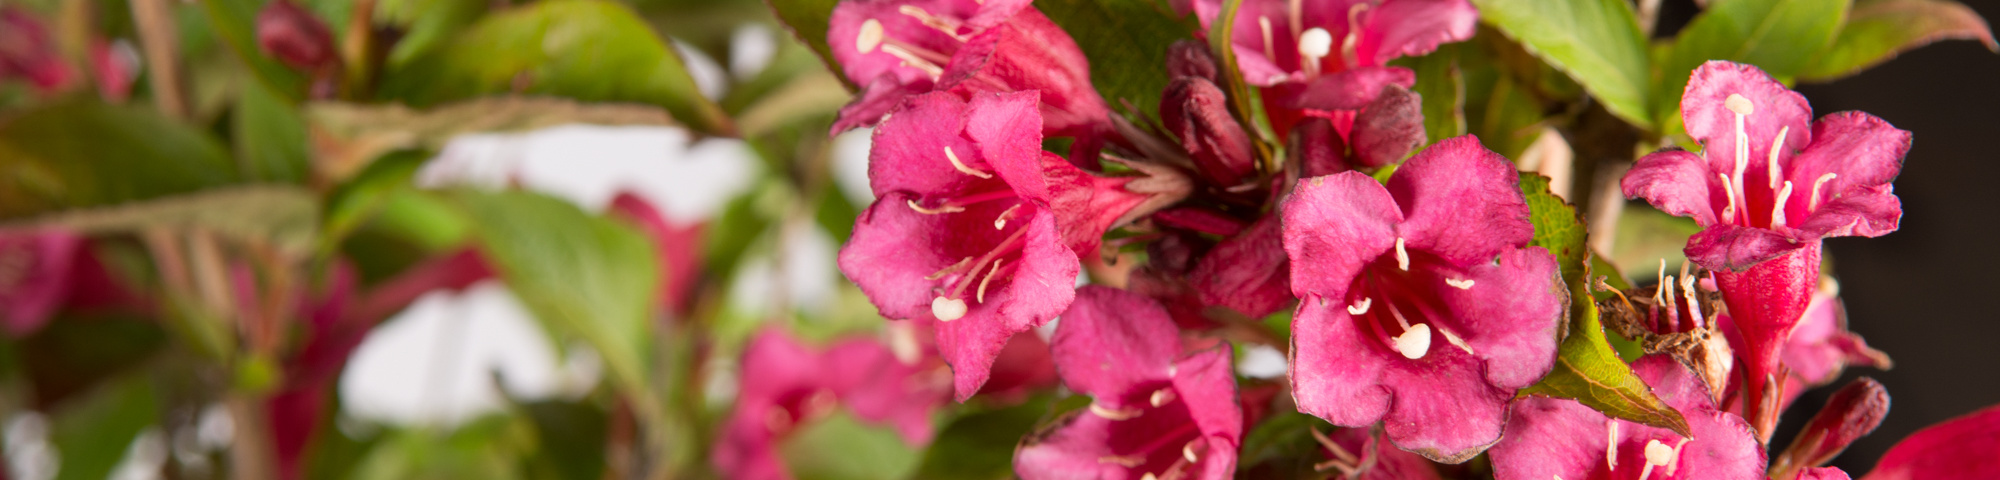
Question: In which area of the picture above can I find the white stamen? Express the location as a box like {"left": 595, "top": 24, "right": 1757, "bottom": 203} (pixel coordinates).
{"left": 926, "top": 256, "right": 973, "bottom": 280}
{"left": 906, "top": 199, "right": 965, "bottom": 215}
{"left": 1771, "top": 180, "right": 1795, "bottom": 229}
{"left": 1258, "top": 17, "right": 1277, "bottom": 63}
{"left": 1718, "top": 173, "right": 1739, "bottom": 223}
{"left": 993, "top": 203, "right": 1021, "bottom": 229}
{"left": 1388, "top": 301, "right": 1413, "bottom": 330}
{"left": 932, "top": 296, "right": 967, "bottom": 321}
{"left": 1681, "top": 272, "right": 1701, "bottom": 328}
{"left": 1730, "top": 120, "right": 1750, "bottom": 225}
{"left": 880, "top": 44, "right": 943, "bottom": 78}
{"left": 1298, "top": 27, "right": 1332, "bottom": 71}
{"left": 1394, "top": 323, "right": 1432, "bottom": 359}
{"left": 944, "top": 146, "right": 992, "bottom": 178}
{"left": 1607, "top": 420, "right": 1620, "bottom": 471}
{"left": 1768, "top": 126, "right": 1790, "bottom": 189}
{"left": 1151, "top": 388, "right": 1177, "bottom": 407}
{"left": 1809, "top": 173, "right": 1838, "bottom": 211}
{"left": 1666, "top": 437, "right": 1691, "bottom": 475}
{"left": 1099, "top": 455, "right": 1144, "bottom": 467}
{"left": 1445, "top": 278, "right": 1475, "bottom": 289}
{"left": 1395, "top": 237, "right": 1410, "bottom": 271}
{"left": 1654, "top": 259, "right": 1669, "bottom": 305}
{"left": 897, "top": 5, "right": 966, "bottom": 40}
{"left": 1724, "top": 94, "right": 1755, "bottom": 116}
{"left": 1640, "top": 439, "right": 1674, "bottom": 480}
{"left": 1141, "top": 474, "right": 1158, "bottom": 480}
{"left": 1089, "top": 403, "right": 1142, "bottom": 420}
{"left": 976, "top": 259, "right": 1003, "bottom": 303}
{"left": 1183, "top": 440, "right": 1202, "bottom": 463}
{"left": 856, "top": 19, "right": 885, "bottom": 53}
{"left": 1347, "top": 297, "right": 1373, "bottom": 316}
{"left": 1339, "top": 3, "right": 1369, "bottom": 68}
{"left": 1438, "top": 325, "right": 1475, "bottom": 355}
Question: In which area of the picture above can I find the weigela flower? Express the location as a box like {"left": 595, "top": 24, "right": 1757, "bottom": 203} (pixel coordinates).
{"left": 607, "top": 192, "right": 706, "bottom": 318}
{"left": 1623, "top": 61, "right": 1909, "bottom": 435}
{"left": 1715, "top": 279, "right": 1890, "bottom": 412}
{"left": 827, "top": 0, "right": 1111, "bottom": 144}
{"left": 1490, "top": 355, "right": 1766, "bottom": 480}
{"left": 1769, "top": 378, "right": 1888, "bottom": 480}
{"left": 1281, "top": 135, "right": 1564, "bottom": 462}
{"left": 1863, "top": 403, "right": 2000, "bottom": 480}
{"left": 838, "top": 91, "right": 1167, "bottom": 400}
{"left": 1191, "top": 0, "right": 1476, "bottom": 87}
{"left": 1014, "top": 286, "right": 1242, "bottom": 480}
{"left": 1310, "top": 427, "right": 1441, "bottom": 479}
{"left": 0, "top": 229, "right": 83, "bottom": 337}
{"left": 714, "top": 329, "right": 949, "bottom": 480}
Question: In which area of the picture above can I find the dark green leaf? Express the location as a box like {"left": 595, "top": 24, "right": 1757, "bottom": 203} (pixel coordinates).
{"left": 1657, "top": 0, "right": 1848, "bottom": 132}
{"left": 376, "top": 0, "right": 735, "bottom": 135}
{"left": 1040, "top": 0, "right": 1198, "bottom": 123}
{"left": 1798, "top": 0, "right": 1997, "bottom": 81}
{"left": 1471, "top": 0, "right": 1654, "bottom": 129}
{"left": 234, "top": 79, "right": 312, "bottom": 183}
{"left": 348, "top": 416, "right": 533, "bottom": 480}
{"left": 1517, "top": 173, "right": 1690, "bottom": 437}
{"left": 1403, "top": 46, "right": 1468, "bottom": 145}
{"left": 1237, "top": 412, "right": 1329, "bottom": 476}
{"left": 48, "top": 375, "right": 161, "bottom": 480}
{"left": 444, "top": 190, "right": 659, "bottom": 407}
{"left": 779, "top": 412, "right": 921, "bottom": 480}
{"left": 0, "top": 100, "right": 239, "bottom": 220}
{"left": 906, "top": 399, "right": 1052, "bottom": 480}
{"left": 0, "top": 185, "right": 320, "bottom": 255}
{"left": 519, "top": 400, "right": 608, "bottom": 480}
{"left": 765, "top": 0, "right": 843, "bottom": 83}
{"left": 19, "top": 315, "right": 167, "bottom": 409}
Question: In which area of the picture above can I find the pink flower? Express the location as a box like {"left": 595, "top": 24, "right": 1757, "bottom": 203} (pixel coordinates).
{"left": 1281, "top": 135, "right": 1564, "bottom": 462}
{"left": 1715, "top": 281, "right": 1890, "bottom": 412}
{"left": 1861, "top": 403, "right": 2000, "bottom": 480}
{"left": 0, "top": 7, "right": 78, "bottom": 92}
{"left": 1014, "top": 286, "right": 1242, "bottom": 480}
{"left": 1770, "top": 378, "right": 1889, "bottom": 480}
{"left": 1490, "top": 355, "right": 1767, "bottom": 480}
{"left": 827, "top": 0, "right": 1111, "bottom": 145}
{"left": 714, "top": 329, "right": 949, "bottom": 480}
{"left": 1191, "top": 0, "right": 1476, "bottom": 86}
{"left": 606, "top": 192, "right": 706, "bottom": 318}
{"left": 1312, "top": 427, "right": 1441, "bottom": 479}
{"left": 838, "top": 91, "right": 1162, "bottom": 400}
{"left": 1623, "top": 61, "right": 1909, "bottom": 436}
{"left": 0, "top": 230, "right": 83, "bottom": 338}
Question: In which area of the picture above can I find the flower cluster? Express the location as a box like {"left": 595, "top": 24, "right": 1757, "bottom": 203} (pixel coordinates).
{"left": 709, "top": 0, "right": 1985, "bottom": 478}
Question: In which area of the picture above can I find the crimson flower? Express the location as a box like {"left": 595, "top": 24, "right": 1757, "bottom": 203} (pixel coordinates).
{"left": 1715, "top": 281, "right": 1890, "bottom": 412}
{"left": 1281, "top": 135, "right": 1563, "bottom": 462}
{"left": 827, "top": 0, "right": 1110, "bottom": 146}
{"left": 1862, "top": 403, "right": 2000, "bottom": 480}
{"left": 256, "top": 0, "right": 339, "bottom": 72}
{"left": 0, "top": 229, "right": 82, "bottom": 337}
{"left": 714, "top": 329, "right": 949, "bottom": 480}
{"left": 1014, "top": 286, "right": 1242, "bottom": 480}
{"left": 1312, "top": 427, "right": 1440, "bottom": 479}
{"left": 1491, "top": 355, "right": 1766, "bottom": 480}
{"left": 1622, "top": 61, "right": 1909, "bottom": 435}
{"left": 838, "top": 91, "right": 1165, "bottom": 400}
{"left": 1191, "top": 0, "right": 1475, "bottom": 87}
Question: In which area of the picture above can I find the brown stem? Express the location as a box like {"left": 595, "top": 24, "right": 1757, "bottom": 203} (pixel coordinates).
{"left": 129, "top": 0, "right": 185, "bottom": 118}
{"left": 226, "top": 395, "right": 277, "bottom": 480}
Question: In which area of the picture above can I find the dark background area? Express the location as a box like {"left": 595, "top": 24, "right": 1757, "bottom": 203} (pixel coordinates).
{"left": 1648, "top": 0, "right": 2000, "bottom": 472}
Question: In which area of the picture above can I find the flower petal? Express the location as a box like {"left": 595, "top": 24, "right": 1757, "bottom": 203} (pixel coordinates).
{"left": 1052, "top": 286, "right": 1183, "bottom": 400}
{"left": 1624, "top": 148, "right": 1722, "bottom": 227}
{"left": 1376, "top": 345, "right": 1511, "bottom": 463}
{"left": 1290, "top": 66, "right": 1418, "bottom": 112}
{"left": 1190, "top": 216, "right": 1293, "bottom": 319}
{"left": 1683, "top": 223, "right": 1808, "bottom": 272}
{"left": 1356, "top": 0, "right": 1478, "bottom": 67}
{"left": 1437, "top": 247, "right": 1565, "bottom": 388}
{"left": 1282, "top": 172, "right": 1402, "bottom": 298}
{"left": 1864, "top": 403, "right": 2000, "bottom": 480}
{"left": 1173, "top": 346, "right": 1246, "bottom": 447}
{"left": 1386, "top": 135, "right": 1534, "bottom": 267}
{"left": 1682, "top": 61, "right": 1812, "bottom": 178}
{"left": 0, "top": 230, "right": 82, "bottom": 337}
{"left": 1289, "top": 303, "right": 1394, "bottom": 429}
{"left": 934, "top": 210, "right": 1077, "bottom": 400}
{"left": 865, "top": 92, "right": 985, "bottom": 197}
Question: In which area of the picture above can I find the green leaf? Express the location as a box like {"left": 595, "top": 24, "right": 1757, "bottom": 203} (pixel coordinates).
{"left": 765, "top": 0, "right": 843, "bottom": 82}
{"left": 906, "top": 399, "right": 1052, "bottom": 480}
{"left": 779, "top": 412, "right": 922, "bottom": 480}
{"left": 376, "top": 0, "right": 491, "bottom": 67}
{"left": 1657, "top": 0, "right": 1848, "bottom": 131}
{"left": 348, "top": 416, "right": 533, "bottom": 480}
{"left": 306, "top": 97, "right": 675, "bottom": 182}
{"left": 1798, "top": 0, "right": 1997, "bottom": 81}
{"left": 1236, "top": 412, "right": 1329, "bottom": 477}
{"left": 0, "top": 99, "right": 239, "bottom": 220}
{"left": 0, "top": 185, "right": 320, "bottom": 256}
{"left": 376, "top": 0, "right": 735, "bottom": 135}
{"left": 1516, "top": 173, "right": 1691, "bottom": 437}
{"left": 1471, "top": 0, "right": 1654, "bottom": 129}
{"left": 234, "top": 77, "right": 312, "bottom": 183}
{"left": 1040, "top": 0, "right": 1198, "bottom": 123}
{"left": 443, "top": 190, "right": 659, "bottom": 410}
{"left": 200, "top": 0, "right": 311, "bottom": 100}
{"left": 519, "top": 400, "right": 608, "bottom": 480}
{"left": 1403, "top": 46, "right": 1468, "bottom": 145}
{"left": 49, "top": 375, "right": 161, "bottom": 480}
{"left": 1610, "top": 204, "right": 1702, "bottom": 286}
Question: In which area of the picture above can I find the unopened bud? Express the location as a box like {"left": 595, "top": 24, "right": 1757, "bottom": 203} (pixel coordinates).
{"left": 256, "top": 0, "right": 339, "bottom": 72}
{"left": 1161, "top": 77, "right": 1255, "bottom": 187}
{"left": 1166, "top": 39, "right": 1217, "bottom": 82}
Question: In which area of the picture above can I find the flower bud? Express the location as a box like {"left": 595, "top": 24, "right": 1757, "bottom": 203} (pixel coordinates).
{"left": 256, "top": 0, "right": 338, "bottom": 72}
{"left": 1162, "top": 76, "right": 1255, "bottom": 187}
{"left": 1166, "top": 39, "right": 1217, "bottom": 82}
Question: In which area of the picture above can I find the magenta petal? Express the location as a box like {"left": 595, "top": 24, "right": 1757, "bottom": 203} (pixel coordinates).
{"left": 1682, "top": 61, "right": 1812, "bottom": 175}
{"left": 1492, "top": 356, "right": 1766, "bottom": 480}
{"left": 1189, "top": 216, "right": 1293, "bottom": 319}
{"left": 972, "top": 91, "right": 1054, "bottom": 199}
{"left": 832, "top": 76, "right": 933, "bottom": 133}
{"left": 933, "top": 211, "right": 1077, "bottom": 400}
{"left": 864, "top": 92, "right": 986, "bottom": 197}
{"left": 839, "top": 193, "right": 963, "bottom": 321}
{"left": 1438, "top": 247, "right": 1565, "bottom": 388}
{"left": 715, "top": 330, "right": 823, "bottom": 480}
{"left": 825, "top": 339, "right": 946, "bottom": 444}
{"left": 1052, "top": 286, "right": 1183, "bottom": 399}
{"left": 1862, "top": 404, "right": 2000, "bottom": 480}
{"left": 940, "top": 10, "right": 1110, "bottom": 140}
{"left": 1386, "top": 135, "right": 1534, "bottom": 267}
{"left": 1282, "top": 172, "right": 1403, "bottom": 298}
{"left": 1794, "top": 186, "right": 1901, "bottom": 242}
{"left": 1173, "top": 346, "right": 1245, "bottom": 450}
{"left": 1684, "top": 223, "right": 1809, "bottom": 272}
{"left": 1624, "top": 148, "right": 1722, "bottom": 227}
{"left": 1800, "top": 467, "right": 1854, "bottom": 480}
{"left": 0, "top": 230, "right": 82, "bottom": 338}
{"left": 1786, "top": 111, "right": 1908, "bottom": 238}
{"left": 1356, "top": 0, "right": 1478, "bottom": 67}
{"left": 1291, "top": 67, "right": 1419, "bottom": 112}
{"left": 1376, "top": 345, "right": 1511, "bottom": 462}
{"left": 1289, "top": 303, "right": 1393, "bottom": 429}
